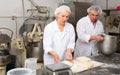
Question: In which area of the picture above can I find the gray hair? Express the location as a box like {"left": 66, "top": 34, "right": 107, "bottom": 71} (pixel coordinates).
{"left": 54, "top": 5, "right": 71, "bottom": 17}
{"left": 87, "top": 5, "right": 103, "bottom": 15}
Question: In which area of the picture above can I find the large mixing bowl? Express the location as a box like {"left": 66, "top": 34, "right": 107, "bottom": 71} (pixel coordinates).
{"left": 98, "top": 34, "right": 117, "bottom": 56}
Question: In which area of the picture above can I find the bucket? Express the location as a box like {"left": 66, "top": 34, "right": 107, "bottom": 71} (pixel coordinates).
{"left": 25, "top": 58, "right": 37, "bottom": 75}
{"left": 7, "top": 68, "right": 32, "bottom": 75}
{"left": 98, "top": 34, "right": 117, "bottom": 56}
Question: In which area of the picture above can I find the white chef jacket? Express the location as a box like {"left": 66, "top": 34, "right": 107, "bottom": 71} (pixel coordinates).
{"left": 43, "top": 20, "right": 75, "bottom": 65}
{"left": 74, "top": 16, "right": 104, "bottom": 58}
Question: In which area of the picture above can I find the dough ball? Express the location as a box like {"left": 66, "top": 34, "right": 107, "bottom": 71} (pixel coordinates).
{"left": 75, "top": 56, "right": 94, "bottom": 68}
{"left": 76, "top": 56, "right": 91, "bottom": 62}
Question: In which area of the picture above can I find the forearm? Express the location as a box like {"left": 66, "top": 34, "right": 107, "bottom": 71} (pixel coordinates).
{"left": 90, "top": 35, "right": 97, "bottom": 40}
{"left": 48, "top": 51, "right": 59, "bottom": 63}
{"left": 66, "top": 48, "right": 73, "bottom": 62}
{"left": 48, "top": 51, "right": 57, "bottom": 57}
{"left": 90, "top": 35, "right": 103, "bottom": 41}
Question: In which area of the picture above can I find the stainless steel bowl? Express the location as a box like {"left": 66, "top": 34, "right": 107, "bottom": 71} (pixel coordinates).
{"left": 98, "top": 35, "right": 117, "bottom": 56}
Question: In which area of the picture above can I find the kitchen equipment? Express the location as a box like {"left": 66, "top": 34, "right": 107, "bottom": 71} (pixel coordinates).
{"left": 0, "top": 28, "right": 13, "bottom": 75}
{"left": 98, "top": 34, "right": 117, "bottom": 56}
{"left": 0, "top": 28, "right": 13, "bottom": 50}
{"left": 45, "top": 63, "right": 72, "bottom": 75}
{"left": 108, "top": 32, "right": 120, "bottom": 53}
{"left": 19, "top": 21, "right": 44, "bottom": 63}
{"left": 0, "top": 49, "right": 10, "bottom": 66}
{"left": 7, "top": 68, "right": 32, "bottom": 75}
{"left": 25, "top": 58, "right": 37, "bottom": 75}
{"left": 27, "top": 42, "right": 43, "bottom": 62}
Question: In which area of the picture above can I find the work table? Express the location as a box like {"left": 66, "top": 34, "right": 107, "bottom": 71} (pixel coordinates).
{"left": 74, "top": 53, "right": 120, "bottom": 75}
{"left": 37, "top": 53, "right": 120, "bottom": 75}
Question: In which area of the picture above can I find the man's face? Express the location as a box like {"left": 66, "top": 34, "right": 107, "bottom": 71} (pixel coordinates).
{"left": 88, "top": 11, "right": 99, "bottom": 22}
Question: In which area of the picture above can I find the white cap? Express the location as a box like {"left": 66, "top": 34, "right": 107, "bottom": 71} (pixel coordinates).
{"left": 54, "top": 5, "right": 71, "bottom": 17}
{"left": 87, "top": 5, "right": 103, "bottom": 15}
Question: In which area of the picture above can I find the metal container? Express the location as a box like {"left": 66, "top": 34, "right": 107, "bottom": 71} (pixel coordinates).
{"left": 0, "top": 49, "right": 10, "bottom": 66}
{"left": 98, "top": 35, "right": 117, "bottom": 56}
{"left": 7, "top": 68, "right": 32, "bottom": 75}
{"left": 27, "top": 42, "right": 44, "bottom": 62}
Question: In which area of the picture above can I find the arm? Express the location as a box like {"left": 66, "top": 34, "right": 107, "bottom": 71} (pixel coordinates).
{"left": 76, "top": 20, "right": 91, "bottom": 43}
{"left": 67, "top": 25, "right": 75, "bottom": 52}
{"left": 43, "top": 25, "right": 59, "bottom": 63}
{"left": 66, "top": 48, "right": 73, "bottom": 62}
{"left": 43, "top": 25, "right": 53, "bottom": 54}
{"left": 76, "top": 19, "right": 104, "bottom": 42}
{"left": 90, "top": 22, "right": 104, "bottom": 41}
{"left": 48, "top": 51, "right": 59, "bottom": 63}
{"left": 66, "top": 25, "right": 75, "bottom": 62}
{"left": 90, "top": 35, "right": 103, "bottom": 41}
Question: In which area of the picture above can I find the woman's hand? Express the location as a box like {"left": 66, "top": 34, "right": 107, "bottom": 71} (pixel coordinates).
{"left": 53, "top": 53, "right": 59, "bottom": 63}
{"left": 48, "top": 51, "right": 60, "bottom": 63}
{"left": 66, "top": 49, "right": 73, "bottom": 62}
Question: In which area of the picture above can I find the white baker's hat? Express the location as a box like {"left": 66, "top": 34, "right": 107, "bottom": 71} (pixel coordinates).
{"left": 54, "top": 5, "right": 71, "bottom": 17}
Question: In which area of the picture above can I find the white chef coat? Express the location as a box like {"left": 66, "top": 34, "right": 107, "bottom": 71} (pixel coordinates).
{"left": 74, "top": 16, "right": 104, "bottom": 58}
{"left": 43, "top": 20, "right": 75, "bottom": 65}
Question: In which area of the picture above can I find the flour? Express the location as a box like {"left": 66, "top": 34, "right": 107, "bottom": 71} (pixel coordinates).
{"left": 101, "top": 63, "right": 120, "bottom": 68}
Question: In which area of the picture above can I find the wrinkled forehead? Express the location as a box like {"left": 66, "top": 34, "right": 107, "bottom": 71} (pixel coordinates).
{"left": 88, "top": 10, "right": 99, "bottom": 15}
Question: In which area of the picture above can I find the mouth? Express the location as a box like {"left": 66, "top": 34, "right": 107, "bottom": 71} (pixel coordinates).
{"left": 62, "top": 21, "right": 66, "bottom": 24}
{"left": 91, "top": 19, "right": 97, "bottom": 23}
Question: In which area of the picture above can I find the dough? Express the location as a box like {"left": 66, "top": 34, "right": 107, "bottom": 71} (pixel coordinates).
{"left": 75, "top": 56, "right": 94, "bottom": 68}
{"left": 79, "top": 61, "right": 93, "bottom": 68}
{"left": 76, "top": 56, "right": 91, "bottom": 62}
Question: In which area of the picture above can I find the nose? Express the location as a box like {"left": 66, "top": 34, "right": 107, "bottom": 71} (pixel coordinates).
{"left": 93, "top": 16, "right": 97, "bottom": 19}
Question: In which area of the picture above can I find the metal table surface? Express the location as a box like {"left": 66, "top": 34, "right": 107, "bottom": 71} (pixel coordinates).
{"left": 37, "top": 53, "right": 120, "bottom": 75}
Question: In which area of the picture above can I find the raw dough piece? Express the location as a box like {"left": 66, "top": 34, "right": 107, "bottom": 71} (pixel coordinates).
{"left": 78, "top": 61, "right": 93, "bottom": 68}
{"left": 75, "top": 56, "right": 94, "bottom": 68}
{"left": 76, "top": 56, "right": 91, "bottom": 62}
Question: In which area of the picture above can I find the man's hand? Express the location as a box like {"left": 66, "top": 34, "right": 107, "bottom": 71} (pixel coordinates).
{"left": 90, "top": 35, "right": 104, "bottom": 41}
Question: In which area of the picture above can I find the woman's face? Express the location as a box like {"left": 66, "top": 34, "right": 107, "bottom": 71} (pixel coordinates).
{"left": 88, "top": 11, "right": 99, "bottom": 23}
{"left": 57, "top": 11, "right": 70, "bottom": 25}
